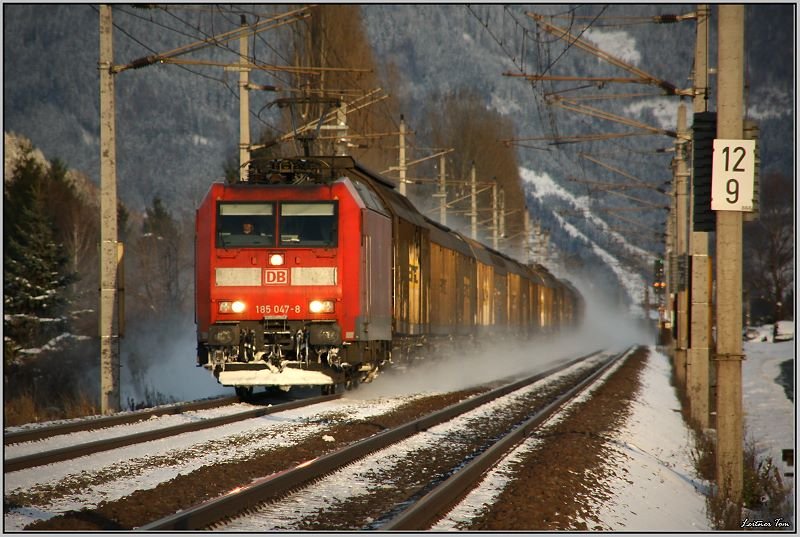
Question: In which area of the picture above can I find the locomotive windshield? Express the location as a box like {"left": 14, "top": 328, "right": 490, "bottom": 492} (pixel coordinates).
{"left": 216, "top": 201, "right": 337, "bottom": 248}
{"left": 216, "top": 202, "right": 275, "bottom": 248}
{"left": 279, "top": 202, "right": 337, "bottom": 247}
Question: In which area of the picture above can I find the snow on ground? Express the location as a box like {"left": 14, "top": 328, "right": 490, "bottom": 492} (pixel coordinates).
{"left": 595, "top": 327, "right": 795, "bottom": 530}
{"left": 582, "top": 328, "right": 794, "bottom": 531}
{"left": 432, "top": 347, "right": 637, "bottom": 530}
{"left": 4, "top": 325, "right": 795, "bottom": 531}
{"left": 4, "top": 403, "right": 255, "bottom": 458}
{"left": 436, "top": 328, "right": 795, "bottom": 532}
{"left": 434, "top": 346, "right": 710, "bottom": 531}
{"left": 588, "top": 347, "right": 710, "bottom": 531}
{"left": 218, "top": 353, "right": 612, "bottom": 531}
{"left": 3, "top": 395, "right": 425, "bottom": 531}
{"left": 742, "top": 323, "right": 795, "bottom": 523}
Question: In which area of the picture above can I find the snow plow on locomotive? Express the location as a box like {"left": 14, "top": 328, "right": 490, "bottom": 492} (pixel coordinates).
{"left": 195, "top": 156, "right": 584, "bottom": 396}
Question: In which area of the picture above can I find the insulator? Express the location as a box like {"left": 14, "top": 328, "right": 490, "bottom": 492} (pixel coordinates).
{"left": 654, "top": 14, "right": 680, "bottom": 23}
{"left": 129, "top": 55, "right": 159, "bottom": 70}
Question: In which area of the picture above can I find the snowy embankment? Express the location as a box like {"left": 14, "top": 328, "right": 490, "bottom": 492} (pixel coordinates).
{"left": 742, "top": 322, "right": 795, "bottom": 517}
{"left": 583, "top": 327, "right": 795, "bottom": 532}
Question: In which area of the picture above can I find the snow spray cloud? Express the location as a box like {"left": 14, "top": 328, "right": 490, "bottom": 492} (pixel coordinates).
{"left": 351, "top": 275, "right": 652, "bottom": 400}
{"left": 120, "top": 312, "right": 229, "bottom": 407}
{"left": 570, "top": 273, "right": 654, "bottom": 351}
{"left": 350, "top": 335, "right": 585, "bottom": 400}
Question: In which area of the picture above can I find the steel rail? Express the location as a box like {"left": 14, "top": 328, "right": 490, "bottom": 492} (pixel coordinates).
{"left": 379, "top": 346, "right": 637, "bottom": 530}
{"left": 4, "top": 395, "right": 241, "bottom": 445}
{"left": 4, "top": 394, "right": 340, "bottom": 473}
{"left": 139, "top": 350, "right": 604, "bottom": 531}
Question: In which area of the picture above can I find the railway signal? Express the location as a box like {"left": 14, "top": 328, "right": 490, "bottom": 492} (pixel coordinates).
{"left": 692, "top": 112, "right": 716, "bottom": 232}
{"left": 653, "top": 257, "right": 666, "bottom": 295}
{"left": 686, "top": 3, "right": 711, "bottom": 434}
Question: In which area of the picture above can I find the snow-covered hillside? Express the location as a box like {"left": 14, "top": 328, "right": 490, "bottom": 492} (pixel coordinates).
{"left": 521, "top": 166, "right": 650, "bottom": 311}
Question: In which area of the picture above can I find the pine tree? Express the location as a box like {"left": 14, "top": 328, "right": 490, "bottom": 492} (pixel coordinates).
{"left": 142, "top": 196, "right": 178, "bottom": 238}
{"left": 133, "top": 196, "right": 184, "bottom": 315}
{"left": 3, "top": 150, "right": 73, "bottom": 359}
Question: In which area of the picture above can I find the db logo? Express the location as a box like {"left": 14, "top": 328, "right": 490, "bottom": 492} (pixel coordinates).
{"left": 264, "top": 269, "right": 289, "bottom": 285}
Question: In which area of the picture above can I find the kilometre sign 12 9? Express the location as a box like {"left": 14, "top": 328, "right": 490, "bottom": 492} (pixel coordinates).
{"left": 711, "top": 139, "right": 756, "bottom": 212}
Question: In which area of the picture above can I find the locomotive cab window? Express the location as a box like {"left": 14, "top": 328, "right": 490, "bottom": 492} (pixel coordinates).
{"left": 216, "top": 202, "right": 275, "bottom": 248}
{"left": 279, "top": 202, "right": 338, "bottom": 247}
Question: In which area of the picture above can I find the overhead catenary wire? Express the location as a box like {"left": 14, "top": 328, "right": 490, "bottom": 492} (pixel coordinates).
{"left": 480, "top": 5, "right": 679, "bottom": 215}
{"left": 99, "top": 6, "right": 236, "bottom": 88}
{"left": 107, "top": 5, "right": 311, "bottom": 136}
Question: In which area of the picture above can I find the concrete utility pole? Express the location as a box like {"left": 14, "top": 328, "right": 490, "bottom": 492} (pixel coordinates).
{"left": 239, "top": 16, "right": 250, "bottom": 182}
{"left": 99, "top": 4, "right": 121, "bottom": 414}
{"left": 492, "top": 180, "right": 499, "bottom": 250}
{"left": 438, "top": 154, "right": 447, "bottom": 225}
{"left": 524, "top": 209, "right": 532, "bottom": 264}
{"left": 499, "top": 187, "right": 506, "bottom": 243}
{"left": 95, "top": 9, "right": 309, "bottom": 412}
{"left": 335, "top": 102, "right": 348, "bottom": 156}
{"left": 398, "top": 115, "right": 407, "bottom": 196}
{"left": 665, "top": 177, "right": 675, "bottom": 344}
{"left": 470, "top": 162, "right": 477, "bottom": 239}
{"left": 532, "top": 221, "right": 547, "bottom": 264}
{"left": 674, "top": 104, "right": 689, "bottom": 389}
{"left": 688, "top": 3, "right": 711, "bottom": 429}
{"left": 715, "top": 3, "right": 745, "bottom": 510}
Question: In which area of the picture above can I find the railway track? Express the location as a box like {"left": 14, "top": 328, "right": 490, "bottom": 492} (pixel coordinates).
{"left": 5, "top": 346, "right": 643, "bottom": 532}
{"left": 380, "top": 347, "right": 633, "bottom": 530}
{"left": 139, "top": 348, "right": 628, "bottom": 531}
{"left": 4, "top": 395, "right": 240, "bottom": 445}
{"left": 3, "top": 393, "right": 340, "bottom": 472}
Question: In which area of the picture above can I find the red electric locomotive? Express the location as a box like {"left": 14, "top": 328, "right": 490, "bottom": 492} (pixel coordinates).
{"left": 196, "top": 156, "right": 584, "bottom": 397}
{"left": 195, "top": 157, "right": 392, "bottom": 397}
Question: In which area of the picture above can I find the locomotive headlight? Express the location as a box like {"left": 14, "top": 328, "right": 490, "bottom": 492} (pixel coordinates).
{"left": 309, "top": 299, "right": 335, "bottom": 314}
{"left": 219, "top": 300, "right": 246, "bottom": 313}
{"left": 269, "top": 253, "right": 285, "bottom": 266}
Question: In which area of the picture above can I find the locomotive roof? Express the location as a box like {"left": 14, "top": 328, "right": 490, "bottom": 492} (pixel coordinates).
{"left": 242, "top": 155, "right": 426, "bottom": 226}
{"left": 355, "top": 175, "right": 429, "bottom": 228}
{"left": 247, "top": 155, "right": 397, "bottom": 189}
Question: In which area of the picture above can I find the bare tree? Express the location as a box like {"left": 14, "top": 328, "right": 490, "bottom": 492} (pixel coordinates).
{"left": 45, "top": 167, "right": 100, "bottom": 317}
{"left": 427, "top": 90, "right": 526, "bottom": 250}
{"left": 744, "top": 171, "right": 794, "bottom": 322}
{"left": 130, "top": 197, "right": 189, "bottom": 317}
{"left": 255, "top": 5, "right": 400, "bottom": 172}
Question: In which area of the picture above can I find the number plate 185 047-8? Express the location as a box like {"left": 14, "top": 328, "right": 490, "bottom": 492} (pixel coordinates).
{"left": 711, "top": 139, "right": 756, "bottom": 212}
{"left": 256, "top": 304, "right": 301, "bottom": 316}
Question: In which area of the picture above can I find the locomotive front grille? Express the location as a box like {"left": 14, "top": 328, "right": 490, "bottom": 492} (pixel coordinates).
{"left": 261, "top": 319, "right": 295, "bottom": 349}
{"left": 262, "top": 319, "right": 295, "bottom": 337}
{"left": 263, "top": 319, "right": 293, "bottom": 331}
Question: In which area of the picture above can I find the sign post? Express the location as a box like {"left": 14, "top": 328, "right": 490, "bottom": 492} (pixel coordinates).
{"left": 711, "top": 139, "right": 756, "bottom": 212}
{"left": 714, "top": 4, "right": 746, "bottom": 518}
